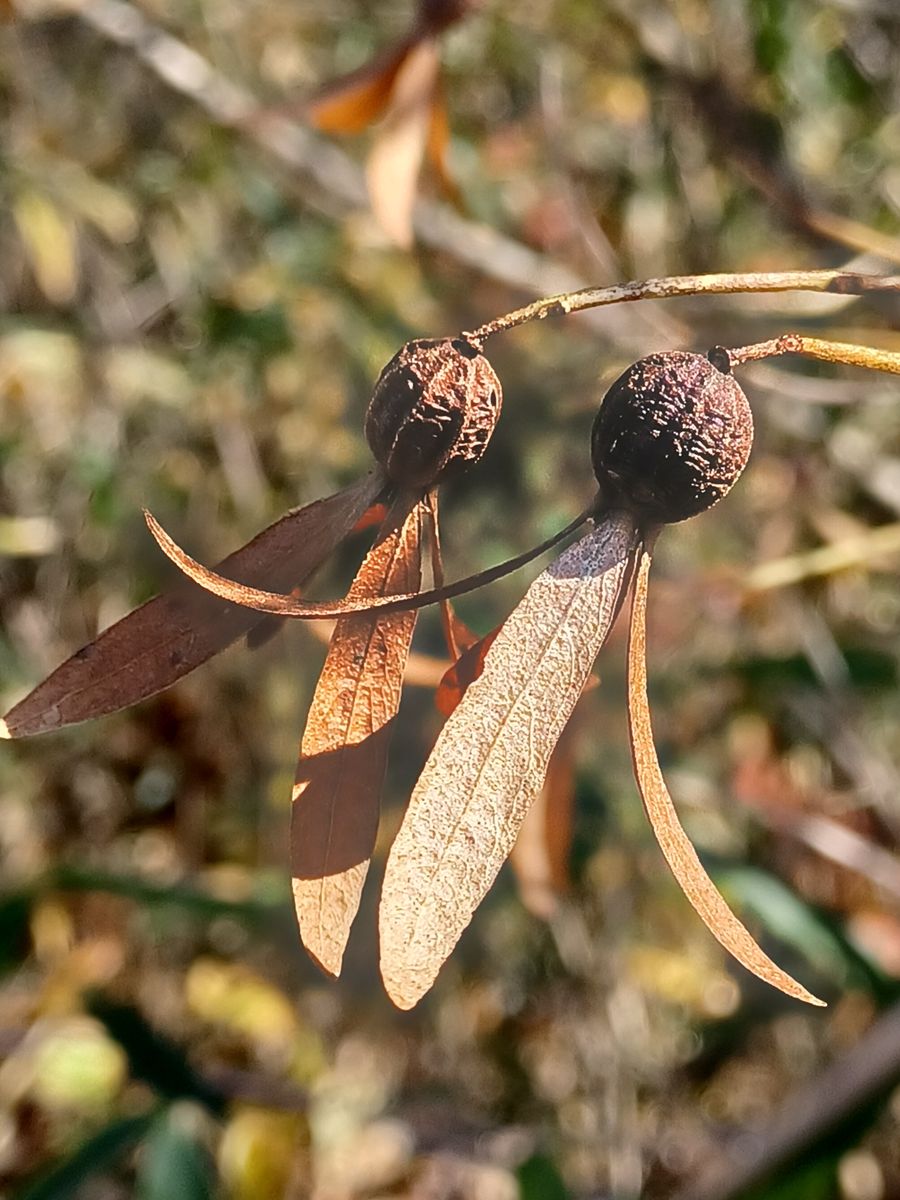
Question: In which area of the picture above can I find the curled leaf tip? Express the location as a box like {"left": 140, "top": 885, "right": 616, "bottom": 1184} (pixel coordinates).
{"left": 627, "top": 547, "right": 826, "bottom": 1009}
{"left": 144, "top": 510, "right": 271, "bottom": 610}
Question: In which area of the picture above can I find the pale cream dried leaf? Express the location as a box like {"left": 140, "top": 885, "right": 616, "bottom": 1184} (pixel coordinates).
{"left": 509, "top": 699, "right": 580, "bottom": 920}
{"left": 626, "top": 546, "right": 825, "bottom": 1007}
{"left": 292, "top": 498, "right": 423, "bottom": 977}
{"left": 365, "top": 38, "right": 440, "bottom": 248}
{"left": 379, "top": 513, "right": 638, "bottom": 1009}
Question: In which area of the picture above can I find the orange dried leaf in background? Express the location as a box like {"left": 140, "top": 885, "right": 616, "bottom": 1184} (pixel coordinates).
{"left": 366, "top": 38, "right": 441, "bottom": 248}
{"left": 306, "top": 39, "right": 414, "bottom": 134}
{"left": 425, "top": 82, "right": 459, "bottom": 204}
{"left": 626, "top": 547, "right": 826, "bottom": 1007}
{"left": 291, "top": 498, "right": 423, "bottom": 977}
{"left": 379, "top": 514, "right": 638, "bottom": 1010}
{"left": 2, "top": 473, "right": 384, "bottom": 739}
{"left": 434, "top": 626, "right": 500, "bottom": 717}
{"left": 510, "top": 703, "right": 579, "bottom": 919}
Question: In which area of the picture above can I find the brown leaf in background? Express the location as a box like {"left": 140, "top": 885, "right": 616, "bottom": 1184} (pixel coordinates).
{"left": 1, "top": 473, "right": 385, "bottom": 739}
{"left": 425, "top": 79, "right": 460, "bottom": 205}
{"left": 626, "top": 546, "right": 825, "bottom": 1007}
{"left": 292, "top": 497, "right": 423, "bottom": 977}
{"left": 379, "top": 514, "right": 638, "bottom": 1010}
{"left": 366, "top": 38, "right": 441, "bottom": 247}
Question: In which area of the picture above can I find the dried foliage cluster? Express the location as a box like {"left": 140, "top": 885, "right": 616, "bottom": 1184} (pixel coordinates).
{"left": 4, "top": 0, "right": 900, "bottom": 1197}
{"left": 6, "top": 270, "right": 900, "bottom": 1018}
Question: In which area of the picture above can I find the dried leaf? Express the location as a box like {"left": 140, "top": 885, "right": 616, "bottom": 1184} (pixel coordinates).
{"left": 292, "top": 498, "right": 423, "bottom": 977}
{"left": 365, "top": 38, "right": 441, "bottom": 247}
{"left": 352, "top": 502, "right": 390, "bottom": 535}
{"left": 509, "top": 702, "right": 581, "bottom": 919}
{"left": 626, "top": 546, "right": 825, "bottom": 1007}
{"left": 434, "top": 627, "right": 499, "bottom": 717}
{"left": 144, "top": 504, "right": 593, "bottom": 620}
{"left": 379, "top": 513, "right": 639, "bottom": 1009}
{"left": 425, "top": 81, "right": 460, "bottom": 205}
{"left": 1, "top": 473, "right": 385, "bottom": 739}
{"left": 307, "top": 39, "right": 414, "bottom": 134}
{"left": 424, "top": 490, "right": 475, "bottom": 662}
{"left": 243, "top": 500, "right": 390, "bottom": 652}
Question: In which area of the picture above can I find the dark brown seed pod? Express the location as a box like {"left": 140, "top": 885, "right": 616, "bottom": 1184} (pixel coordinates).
{"left": 365, "top": 337, "right": 502, "bottom": 489}
{"left": 590, "top": 350, "right": 753, "bottom": 526}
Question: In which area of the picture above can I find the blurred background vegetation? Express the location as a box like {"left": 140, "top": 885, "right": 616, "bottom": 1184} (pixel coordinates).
{"left": 2, "top": 0, "right": 900, "bottom": 1196}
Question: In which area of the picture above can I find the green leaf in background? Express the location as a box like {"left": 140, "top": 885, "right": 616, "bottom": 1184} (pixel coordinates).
{"left": 738, "top": 1152, "right": 839, "bottom": 1200}
{"left": 204, "top": 299, "right": 293, "bottom": 359}
{"left": 716, "top": 865, "right": 888, "bottom": 997}
{"left": 0, "top": 888, "right": 33, "bottom": 975}
{"left": 735, "top": 649, "right": 898, "bottom": 695}
{"left": 16, "top": 1111, "right": 159, "bottom": 1200}
{"left": 53, "top": 864, "right": 288, "bottom": 925}
{"left": 516, "top": 1153, "right": 570, "bottom": 1200}
{"left": 137, "top": 1105, "right": 215, "bottom": 1200}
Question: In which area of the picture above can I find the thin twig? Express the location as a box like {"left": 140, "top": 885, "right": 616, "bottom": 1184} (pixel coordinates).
{"left": 726, "top": 333, "right": 900, "bottom": 375}
{"left": 469, "top": 270, "right": 900, "bottom": 340}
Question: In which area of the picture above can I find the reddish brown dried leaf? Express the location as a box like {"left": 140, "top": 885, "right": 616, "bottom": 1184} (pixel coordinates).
{"left": 292, "top": 498, "right": 423, "bottom": 977}
{"left": 626, "top": 546, "right": 825, "bottom": 1007}
{"left": 379, "top": 514, "right": 639, "bottom": 1009}
{"left": 244, "top": 500, "right": 391, "bottom": 652}
{"left": 1, "top": 473, "right": 385, "bottom": 739}
{"left": 366, "top": 38, "right": 441, "bottom": 247}
{"left": 434, "top": 626, "right": 499, "bottom": 717}
{"left": 306, "top": 39, "right": 414, "bottom": 134}
{"left": 353, "top": 502, "right": 390, "bottom": 534}
{"left": 509, "top": 701, "right": 580, "bottom": 919}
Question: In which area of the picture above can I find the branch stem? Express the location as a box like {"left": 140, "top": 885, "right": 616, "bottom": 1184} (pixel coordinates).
{"left": 724, "top": 332, "right": 900, "bottom": 375}
{"left": 467, "top": 270, "right": 900, "bottom": 342}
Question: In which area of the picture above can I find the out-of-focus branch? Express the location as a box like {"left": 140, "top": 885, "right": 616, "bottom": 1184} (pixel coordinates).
{"left": 674, "top": 999, "right": 900, "bottom": 1200}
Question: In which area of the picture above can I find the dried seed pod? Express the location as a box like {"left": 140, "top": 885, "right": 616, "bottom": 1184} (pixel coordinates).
{"left": 365, "top": 337, "right": 502, "bottom": 489}
{"left": 591, "top": 350, "right": 753, "bottom": 525}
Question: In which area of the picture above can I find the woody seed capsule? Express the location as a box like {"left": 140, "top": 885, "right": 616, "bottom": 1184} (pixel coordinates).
{"left": 365, "top": 338, "right": 503, "bottom": 489}
{"left": 590, "top": 351, "right": 754, "bottom": 525}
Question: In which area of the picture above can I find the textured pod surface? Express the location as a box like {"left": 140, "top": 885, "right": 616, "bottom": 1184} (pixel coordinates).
{"left": 365, "top": 337, "right": 502, "bottom": 488}
{"left": 591, "top": 351, "right": 753, "bottom": 525}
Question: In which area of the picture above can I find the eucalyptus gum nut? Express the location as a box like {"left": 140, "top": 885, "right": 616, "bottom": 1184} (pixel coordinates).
{"left": 591, "top": 351, "right": 754, "bottom": 525}
{"left": 365, "top": 338, "right": 503, "bottom": 489}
